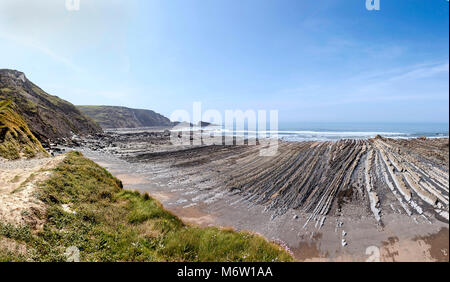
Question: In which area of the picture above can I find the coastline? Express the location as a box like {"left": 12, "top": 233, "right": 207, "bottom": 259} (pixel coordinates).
{"left": 69, "top": 130, "right": 449, "bottom": 262}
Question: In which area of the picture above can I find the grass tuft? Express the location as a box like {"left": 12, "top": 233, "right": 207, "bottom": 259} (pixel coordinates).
{"left": 0, "top": 151, "right": 293, "bottom": 262}
{"left": 0, "top": 99, "right": 47, "bottom": 160}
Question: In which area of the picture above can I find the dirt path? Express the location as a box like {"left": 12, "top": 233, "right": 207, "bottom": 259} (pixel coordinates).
{"left": 0, "top": 155, "right": 65, "bottom": 228}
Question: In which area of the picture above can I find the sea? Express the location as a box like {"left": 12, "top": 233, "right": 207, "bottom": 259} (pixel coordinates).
{"left": 191, "top": 122, "right": 449, "bottom": 142}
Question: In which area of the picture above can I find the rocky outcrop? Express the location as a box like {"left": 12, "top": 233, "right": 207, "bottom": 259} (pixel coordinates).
{"left": 0, "top": 69, "right": 102, "bottom": 142}
{"left": 108, "top": 135, "right": 449, "bottom": 225}
{"left": 77, "top": 105, "right": 172, "bottom": 129}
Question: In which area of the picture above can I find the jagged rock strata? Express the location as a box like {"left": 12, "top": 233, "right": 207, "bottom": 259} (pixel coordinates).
{"left": 115, "top": 135, "right": 449, "bottom": 225}
{"left": 75, "top": 130, "right": 449, "bottom": 226}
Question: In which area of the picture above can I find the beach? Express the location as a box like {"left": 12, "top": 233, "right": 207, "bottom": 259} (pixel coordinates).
{"left": 68, "top": 128, "right": 449, "bottom": 262}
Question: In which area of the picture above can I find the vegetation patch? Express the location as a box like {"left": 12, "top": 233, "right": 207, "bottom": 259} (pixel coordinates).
{"left": 0, "top": 100, "right": 48, "bottom": 160}
{"left": 0, "top": 69, "right": 102, "bottom": 141}
{"left": 0, "top": 151, "right": 293, "bottom": 262}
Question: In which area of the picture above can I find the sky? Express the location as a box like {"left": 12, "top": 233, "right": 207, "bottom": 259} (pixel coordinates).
{"left": 0, "top": 0, "right": 448, "bottom": 123}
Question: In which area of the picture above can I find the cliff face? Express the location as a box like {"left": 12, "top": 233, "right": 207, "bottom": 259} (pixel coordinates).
{"left": 0, "top": 100, "right": 48, "bottom": 160}
{"left": 0, "top": 69, "right": 102, "bottom": 141}
{"left": 77, "top": 105, "right": 172, "bottom": 129}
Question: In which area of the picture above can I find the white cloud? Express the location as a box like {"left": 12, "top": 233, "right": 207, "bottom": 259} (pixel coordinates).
{"left": 386, "top": 62, "right": 449, "bottom": 82}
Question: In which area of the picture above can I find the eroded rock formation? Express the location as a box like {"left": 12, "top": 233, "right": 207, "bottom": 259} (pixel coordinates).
{"left": 123, "top": 136, "right": 448, "bottom": 226}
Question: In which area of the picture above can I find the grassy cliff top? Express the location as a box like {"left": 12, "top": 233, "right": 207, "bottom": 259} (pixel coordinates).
{"left": 0, "top": 69, "right": 102, "bottom": 141}
{"left": 0, "top": 151, "right": 293, "bottom": 262}
{"left": 0, "top": 100, "right": 48, "bottom": 160}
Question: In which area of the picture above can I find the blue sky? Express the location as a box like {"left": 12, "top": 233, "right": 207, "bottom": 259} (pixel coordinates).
{"left": 0, "top": 0, "right": 448, "bottom": 123}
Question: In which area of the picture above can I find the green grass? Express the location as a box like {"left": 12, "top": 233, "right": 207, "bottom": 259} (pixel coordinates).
{"left": 0, "top": 88, "right": 12, "bottom": 93}
{"left": 0, "top": 251, "right": 24, "bottom": 262}
{"left": 0, "top": 151, "right": 293, "bottom": 262}
{"left": 1, "top": 82, "right": 102, "bottom": 140}
{"left": 0, "top": 99, "right": 48, "bottom": 160}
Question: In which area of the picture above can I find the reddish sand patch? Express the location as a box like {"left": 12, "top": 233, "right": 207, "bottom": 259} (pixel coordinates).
{"left": 379, "top": 228, "right": 449, "bottom": 262}
{"left": 150, "top": 192, "right": 173, "bottom": 202}
{"left": 170, "top": 205, "right": 216, "bottom": 227}
{"left": 115, "top": 173, "right": 148, "bottom": 185}
{"left": 414, "top": 227, "right": 449, "bottom": 262}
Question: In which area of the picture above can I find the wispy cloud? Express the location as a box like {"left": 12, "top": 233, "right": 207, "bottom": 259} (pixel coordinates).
{"left": 354, "top": 61, "right": 449, "bottom": 83}
{"left": 386, "top": 62, "right": 449, "bottom": 82}
{"left": 271, "top": 60, "right": 449, "bottom": 110}
{"left": 0, "top": 32, "right": 83, "bottom": 72}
